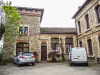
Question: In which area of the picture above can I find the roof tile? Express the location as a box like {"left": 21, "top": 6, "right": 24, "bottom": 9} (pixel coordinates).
{"left": 40, "top": 27, "right": 76, "bottom": 34}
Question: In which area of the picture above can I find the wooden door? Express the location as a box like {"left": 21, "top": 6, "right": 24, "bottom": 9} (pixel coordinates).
{"left": 87, "top": 39, "right": 93, "bottom": 55}
{"left": 41, "top": 43, "right": 47, "bottom": 61}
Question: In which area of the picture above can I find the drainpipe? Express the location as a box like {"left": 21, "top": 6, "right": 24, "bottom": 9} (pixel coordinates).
{"left": 75, "top": 19, "right": 78, "bottom": 47}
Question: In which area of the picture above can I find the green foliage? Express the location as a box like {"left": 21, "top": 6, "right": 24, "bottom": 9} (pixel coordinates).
{"left": 3, "top": 2, "right": 23, "bottom": 43}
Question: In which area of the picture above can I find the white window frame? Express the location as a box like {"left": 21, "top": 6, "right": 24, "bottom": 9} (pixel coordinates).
{"left": 19, "top": 24, "right": 29, "bottom": 35}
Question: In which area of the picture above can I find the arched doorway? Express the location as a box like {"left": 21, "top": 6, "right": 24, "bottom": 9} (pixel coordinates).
{"left": 41, "top": 42, "right": 47, "bottom": 61}
{"left": 16, "top": 42, "right": 29, "bottom": 55}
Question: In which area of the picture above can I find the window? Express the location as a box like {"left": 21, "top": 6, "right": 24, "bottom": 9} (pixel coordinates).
{"left": 19, "top": 26, "right": 28, "bottom": 35}
{"left": 51, "top": 38, "right": 59, "bottom": 52}
{"left": 16, "top": 42, "right": 29, "bottom": 55}
{"left": 85, "top": 14, "right": 90, "bottom": 29}
{"left": 65, "top": 38, "right": 73, "bottom": 53}
{"left": 24, "top": 27, "right": 28, "bottom": 34}
{"left": 95, "top": 5, "right": 100, "bottom": 23}
{"left": 78, "top": 21, "right": 81, "bottom": 33}
{"left": 79, "top": 40, "right": 82, "bottom": 47}
{"left": 87, "top": 39, "right": 93, "bottom": 56}
{"left": 19, "top": 26, "right": 23, "bottom": 34}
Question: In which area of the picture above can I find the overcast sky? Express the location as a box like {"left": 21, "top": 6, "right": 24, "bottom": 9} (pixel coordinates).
{"left": 4, "top": 0, "right": 85, "bottom": 28}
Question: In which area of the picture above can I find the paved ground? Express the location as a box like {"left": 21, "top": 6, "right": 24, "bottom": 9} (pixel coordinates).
{"left": 0, "top": 62, "right": 100, "bottom": 75}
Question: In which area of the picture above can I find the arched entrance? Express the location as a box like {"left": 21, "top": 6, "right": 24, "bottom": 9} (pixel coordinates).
{"left": 16, "top": 42, "right": 29, "bottom": 55}
{"left": 41, "top": 42, "right": 47, "bottom": 61}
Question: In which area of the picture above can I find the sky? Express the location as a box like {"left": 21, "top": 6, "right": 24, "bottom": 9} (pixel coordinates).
{"left": 4, "top": 0, "right": 86, "bottom": 28}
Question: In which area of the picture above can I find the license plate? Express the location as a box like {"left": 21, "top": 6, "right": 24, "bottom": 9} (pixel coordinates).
{"left": 25, "top": 57, "right": 31, "bottom": 59}
{"left": 74, "top": 58, "right": 79, "bottom": 60}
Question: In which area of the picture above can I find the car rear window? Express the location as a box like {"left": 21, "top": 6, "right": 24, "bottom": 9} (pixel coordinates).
{"left": 21, "top": 52, "right": 33, "bottom": 56}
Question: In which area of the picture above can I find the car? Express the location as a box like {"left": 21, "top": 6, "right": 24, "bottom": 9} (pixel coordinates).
{"left": 14, "top": 52, "right": 35, "bottom": 66}
{"left": 69, "top": 47, "right": 88, "bottom": 66}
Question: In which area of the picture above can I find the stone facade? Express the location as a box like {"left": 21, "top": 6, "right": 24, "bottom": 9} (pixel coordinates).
{"left": 73, "top": 0, "right": 100, "bottom": 60}
{"left": 40, "top": 28, "right": 77, "bottom": 61}
{"left": 3, "top": 7, "right": 44, "bottom": 61}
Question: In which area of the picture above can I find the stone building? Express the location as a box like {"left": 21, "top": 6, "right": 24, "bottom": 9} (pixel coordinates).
{"left": 72, "top": 0, "right": 100, "bottom": 60}
{"left": 3, "top": 7, "right": 44, "bottom": 61}
{"left": 15, "top": 7, "right": 44, "bottom": 61}
{"left": 3, "top": 7, "right": 77, "bottom": 62}
{"left": 40, "top": 27, "right": 76, "bottom": 61}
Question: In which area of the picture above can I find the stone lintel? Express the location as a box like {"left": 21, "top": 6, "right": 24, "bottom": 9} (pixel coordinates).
{"left": 16, "top": 39, "right": 29, "bottom": 43}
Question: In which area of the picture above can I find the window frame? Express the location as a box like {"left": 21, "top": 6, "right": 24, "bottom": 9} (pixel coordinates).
{"left": 95, "top": 5, "right": 100, "bottom": 24}
{"left": 51, "top": 38, "right": 60, "bottom": 52}
{"left": 87, "top": 39, "right": 93, "bottom": 56}
{"left": 65, "top": 38, "right": 73, "bottom": 53}
{"left": 77, "top": 21, "right": 81, "bottom": 34}
{"left": 79, "top": 40, "right": 82, "bottom": 47}
{"left": 19, "top": 25, "right": 29, "bottom": 35}
{"left": 85, "top": 14, "right": 90, "bottom": 30}
{"left": 16, "top": 42, "right": 29, "bottom": 55}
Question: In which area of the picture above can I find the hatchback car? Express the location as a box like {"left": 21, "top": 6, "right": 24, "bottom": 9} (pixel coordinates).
{"left": 14, "top": 52, "right": 35, "bottom": 66}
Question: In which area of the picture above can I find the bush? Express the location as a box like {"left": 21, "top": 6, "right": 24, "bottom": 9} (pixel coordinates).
{"left": 33, "top": 52, "right": 39, "bottom": 62}
{"left": 48, "top": 52, "right": 60, "bottom": 62}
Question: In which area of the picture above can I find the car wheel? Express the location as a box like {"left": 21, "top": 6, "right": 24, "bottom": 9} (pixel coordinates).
{"left": 32, "top": 63, "right": 35, "bottom": 66}
{"left": 17, "top": 60, "right": 21, "bottom": 67}
{"left": 13, "top": 62, "right": 16, "bottom": 65}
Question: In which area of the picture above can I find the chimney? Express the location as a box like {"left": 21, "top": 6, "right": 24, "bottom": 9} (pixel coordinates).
{"left": 78, "top": 6, "right": 81, "bottom": 9}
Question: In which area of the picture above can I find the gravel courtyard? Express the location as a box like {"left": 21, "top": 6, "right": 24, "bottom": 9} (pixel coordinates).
{"left": 0, "top": 62, "right": 100, "bottom": 75}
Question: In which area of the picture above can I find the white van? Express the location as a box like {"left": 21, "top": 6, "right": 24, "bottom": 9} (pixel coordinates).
{"left": 69, "top": 48, "right": 88, "bottom": 66}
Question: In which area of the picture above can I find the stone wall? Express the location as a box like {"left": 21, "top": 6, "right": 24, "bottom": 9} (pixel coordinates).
{"left": 40, "top": 34, "right": 77, "bottom": 61}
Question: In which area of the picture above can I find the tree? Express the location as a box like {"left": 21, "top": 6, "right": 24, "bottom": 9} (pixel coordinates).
{"left": 3, "top": 1, "right": 23, "bottom": 43}
{"left": 2, "top": 1, "right": 23, "bottom": 62}
{"left": 60, "top": 38, "right": 65, "bottom": 61}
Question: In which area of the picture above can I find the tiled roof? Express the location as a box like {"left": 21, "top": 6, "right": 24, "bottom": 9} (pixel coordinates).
{"left": 72, "top": 0, "right": 90, "bottom": 18}
{"left": 40, "top": 27, "right": 76, "bottom": 34}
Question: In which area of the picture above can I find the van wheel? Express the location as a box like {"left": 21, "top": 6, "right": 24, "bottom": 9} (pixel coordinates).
{"left": 70, "top": 62, "right": 73, "bottom": 66}
{"left": 85, "top": 63, "right": 88, "bottom": 66}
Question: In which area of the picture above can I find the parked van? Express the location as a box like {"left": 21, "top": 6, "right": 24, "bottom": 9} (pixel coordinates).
{"left": 69, "top": 48, "right": 88, "bottom": 66}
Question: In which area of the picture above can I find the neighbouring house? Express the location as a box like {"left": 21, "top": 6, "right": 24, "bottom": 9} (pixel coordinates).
{"left": 40, "top": 27, "right": 77, "bottom": 61}
{"left": 72, "top": 0, "right": 100, "bottom": 61}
